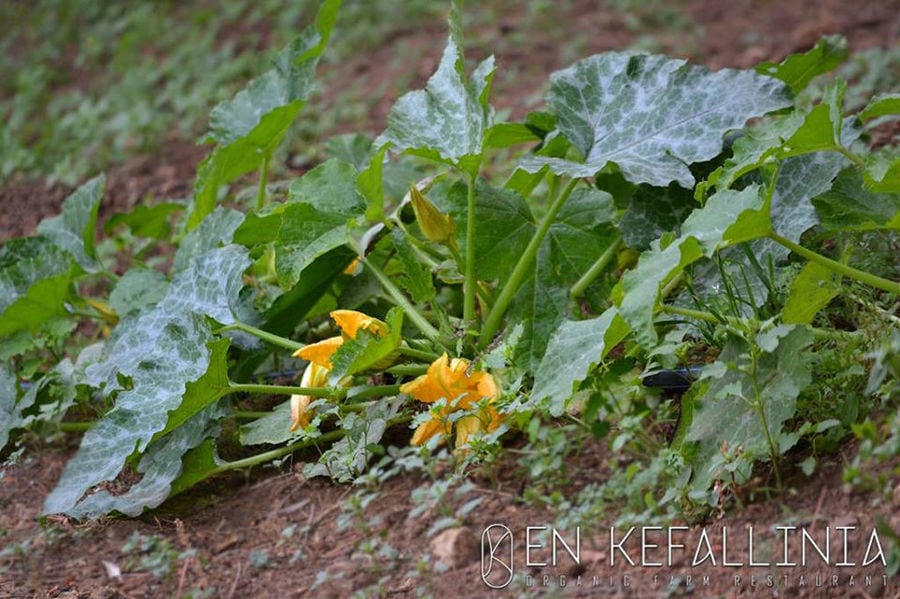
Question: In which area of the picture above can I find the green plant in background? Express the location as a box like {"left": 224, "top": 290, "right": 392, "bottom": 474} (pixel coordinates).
{"left": 0, "top": 0, "right": 897, "bottom": 527}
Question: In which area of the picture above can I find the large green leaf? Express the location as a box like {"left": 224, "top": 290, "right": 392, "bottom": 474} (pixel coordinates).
{"left": 813, "top": 169, "right": 900, "bottom": 231}
{"left": 521, "top": 53, "right": 792, "bottom": 186}
{"left": 66, "top": 404, "right": 224, "bottom": 518}
{"left": 756, "top": 35, "right": 848, "bottom": 94}
{"left": 36, "top": 175, "right": 104, "bottom": 271}
{"left": 684, "top": 325, "right": 813, "bottom": 491}
{"left": 618, "top": 186, "right": 767, "bottom": 348}
{"left": 174, "top": 207, "right": 246, "bottom": 272}
{"left": 108, "top": 268, "right": 169, "bottom": 317}
{"left": 377, "top": 6, "right": 494, "bottom": 175}
{"left": 234, "top": 159, "right": 365, "bottom": 287}
{"left": 864, "top": 153, "right": 900, "bottom": 193}
{"left": 530, "top": 307, "right": 630, "bottom": 415}
{"left": 509, "top": 188, "right": 618, "bottom": 367}
{"left": 438, "top": 181, "right": 535, "bottom": 282}
{"left": 0, "top": 238, "right": 75, "bottom": 337}
{"left": 783, "top": 262, "right": 840, "bottom": 325}
{"left": 188, "top": 0, "right": 340, "bottom": 228}
{"left": 43, "top": 242, "right": 250, "bottom": 516}
{"left": 859, "top": 93, "right": 900, "bottom": 122}
{"left": 619, "top": 184, "right": 696, "bottom": 250}
{"left": 1, "top": 363, "right": 22, "bottom": 449}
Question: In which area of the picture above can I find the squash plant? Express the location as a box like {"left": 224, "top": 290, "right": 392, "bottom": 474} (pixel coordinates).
{"left": 1, "top": 1, "right": 897, "bottom": 519}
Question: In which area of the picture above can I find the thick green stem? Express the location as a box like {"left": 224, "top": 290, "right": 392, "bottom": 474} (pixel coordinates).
{"left": 361, "top": 256, "right": 441, "bottom": 342}
{"left": 213, "top": 429, "right": 346, "bottom": 473}
{"left": 387, "top": 364, "right": 429, "bottom": 376}
{"left": 570, "top": 233, "right": 622, "bottom": 299}
{"left": 479, "top": 178, "right": 580, "bottom": 348}
{"left": 398, "top": 346, "right": 440, "bottom": 362}
{"left": 210, "top": 413, "right": 413, "bottom": 474}
{"left": 58, "top": 422, "right": 93, "bottom": 432}
{"left": 659, "top": 304, "right": 862, "bottom": 341}
{"left": 768, "top": 232, "right": 899, "bottom": 294}
{"left": 463, "top": 172, "right": 478, "bottom": 327}
{"left": 215, "top": 322, "right": 303, "bottom": 352}
{"left": 256, "top": 152, "right": 271, "bottom": 211}
{"left": 229, "top": 383, "right": 336, "bottom": 398}
{"left": 347, "top": 384, "right": 403, "bottom": 400}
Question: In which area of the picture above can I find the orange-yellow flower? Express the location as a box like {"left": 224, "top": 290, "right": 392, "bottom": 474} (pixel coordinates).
{"left": 290, "top": 310, "right": 386, "bottom": 431}
{"left": 400, "top": 353, "right": 502, "bottom": 449}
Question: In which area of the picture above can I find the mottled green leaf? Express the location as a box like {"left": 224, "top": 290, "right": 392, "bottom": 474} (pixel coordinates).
{"left": 509, "top": 188, "right": 618, "bottom": 367}
{"left": 619, "top": 186, "right": 767, "bottom": 348}
{"left": 109, "top": 268, "right": 169, "bottom": 317}
{"left": 864, "top": 153, "right": 900, "bottom": 193}
{"left": 783, "top": 262, "right": 839, "bottom": 325}
{"left": 619, "top": 184, "right": 696, "bottom": 250}
{"left": 174, "top": 207, "right": 245, "bottom": 272}
{"left": 391, "top": 229, "right": 435, "bottom": 302}
{"left": 67, "top": 404, "right": 223, "bottom": 518}
{"left": 240, "top": 399, "right": 294, "bottom": 446}
{"left": 104, "top": 202, "right": 184, "bottom": 239}
{"left": 327, "top": 133, "right": 374, "bottom": 171}
{"left": 439, "top": 181, "right": 534, "bottom": 282}
{"left": 813, "top": 169, "right": 900, "bottom": 231}
{"left": 684, "top": 326, "right": 813, "bottom": 490}
{"left": 36, "top": 175, "right": 104, "bottom": 270}
{"left": 756, "top": 35, "right": 848, "bottom": 94}
{"left": 378, "top": 26, "right": 495, "bottom": 174}
{"left": 188, "top": 0, "right": 340, "bottom": 228}
{"left": 1, "top": 363, "right": 21, "bottom": 449}
{"left": 859, "top": 93, "right": 900, "bottom": 122}
{"left": 522, "top": 53, "right": 791, "bottom": 186}
{"left": 235, "top": 160, "right": 365, "bottom": 287}
{"left": 158, "top": 339, "right": 231, "bottom": 438}
{"left": 0, "top": 238, "right": 75, "bottom": 336}
{"left": 43, "top": 241, "right": 250, "bottom": 516}
{"left": 530, "top": 307, "right": 630, "bottom": 415}
{"left": 619, "top": 238, "right": 703, "bottom": 348}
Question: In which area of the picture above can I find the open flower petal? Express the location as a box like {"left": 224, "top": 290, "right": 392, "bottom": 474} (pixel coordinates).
{"left": 294, "top": 336, "right": 343, "bottom": 369}
{"left": 290, "top": 361, "right": 331, "bottom": 431}
{"left": 331, "top": 309, "right": 386, "bottom": 338}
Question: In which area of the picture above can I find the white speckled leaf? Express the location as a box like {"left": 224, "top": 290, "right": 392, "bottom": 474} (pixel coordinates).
{"left": 378, "top": 34, "right": 495, "bottom": 174}
{"left": 521, "top": 53, "right": 792, "bottom": 186}
{"left": 530, "top": 307, "right": 630, "bottom": 416}
{"left": 43, "top": 242, "right": 250, "bottom": 517}
{"left": 36, "top": 175, "right": 104, "bottom": 271}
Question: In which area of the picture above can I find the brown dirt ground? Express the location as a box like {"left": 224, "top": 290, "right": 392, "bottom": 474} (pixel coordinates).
{"left": 1, "top": 1, "right": 899, "bottom": 598}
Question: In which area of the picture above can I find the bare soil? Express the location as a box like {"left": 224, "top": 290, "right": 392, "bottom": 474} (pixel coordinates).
{"left": 1, "top": 1, "right": 898, "bottom": 598}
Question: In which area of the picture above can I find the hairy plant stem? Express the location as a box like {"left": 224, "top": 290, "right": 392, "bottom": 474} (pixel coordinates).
{"left": 659, "top": 304, "right": 862, "bottom": 341}
{"left": 361, "top": 255, "right": 441, "bottom": 343}
{"left": 387, "top": 364, "right": 429, "bottom": 376}
{"left": 398, "top": 346, "right": 440, "bottom": 362}
{"left": 209, "top": 414, "right": 414, "bottom": 475}
{"left": 463, "top": 171, "right": 478, "bottom": 328}
{"left": 229, "top": 382, "right": 337, "bottom": 398}
{"left": 214, "top": 322, "right": 303, "bottom": 352}
{"left": 768, "top": 232, "right": 899, "bottom": 294}
{"left": 256, "top": 152, "right": 271, "bottom": 211}
{"left": 570, "top": 233, "right": 622, "bottom": 299}
{"left": 58, "top": 422, "right": 93, "bottom": 432}
{"left": 479, "top": 178, "right": 580, "bottom": 349}
{"left": 748, "top": 347, "right": 783, "bottom": 489}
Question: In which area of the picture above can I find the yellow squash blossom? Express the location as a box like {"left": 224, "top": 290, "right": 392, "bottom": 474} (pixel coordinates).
{"left": 290, "top": 310, "right": 386, "bottom": 431}
{"left": 400, "top": 353, "right": 502, "bottom": 449}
